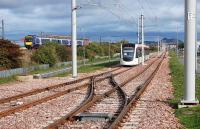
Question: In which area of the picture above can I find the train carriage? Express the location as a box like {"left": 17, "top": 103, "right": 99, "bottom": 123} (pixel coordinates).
{"left": 24, "top": 35, "right": 89, "bottom": 49}
{"left": 120, "top": 43, "right": 150, "bottom": 66}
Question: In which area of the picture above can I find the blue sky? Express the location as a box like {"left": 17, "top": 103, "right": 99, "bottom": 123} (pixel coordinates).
{"left": 0, "top": 0, "right": 199, "bottom": 42}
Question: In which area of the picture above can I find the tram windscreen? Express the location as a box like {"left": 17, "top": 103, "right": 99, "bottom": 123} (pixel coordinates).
{"left": 123, "top": 47, "right": 134, "bottom": 61}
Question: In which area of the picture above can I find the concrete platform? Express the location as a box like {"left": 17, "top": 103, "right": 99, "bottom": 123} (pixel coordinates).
{"left": 16, "top": 75, "right": 34, "bottom": 82}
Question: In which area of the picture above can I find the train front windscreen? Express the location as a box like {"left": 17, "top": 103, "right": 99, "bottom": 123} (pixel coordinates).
{"left": 123, "top": 47, "right": 134, "bottom": 61}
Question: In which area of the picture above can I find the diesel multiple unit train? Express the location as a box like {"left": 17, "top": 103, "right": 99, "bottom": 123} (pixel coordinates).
{"left": 120, "top": 43, "right": 150, "bottom": 66}
{"left": 24, "top": 35, "right": 90, "bottom": 49}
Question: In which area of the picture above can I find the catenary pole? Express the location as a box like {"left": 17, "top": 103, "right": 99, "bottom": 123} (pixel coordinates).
{"left": 2, "top": 20, "right": 4, "bottom": 40}
{"left": 141, "top": 15, "right": 144, "bottom": 65}
{"left": 71, "top": 0, "right": 77, "bottom": 78}
{"left": 176, "top": 25, "right": 179, "bottom": 56}
{"left": 157, "top": 36, "right": 160, "bottom": 54}
{"left": 182, "top": 0, "right": 198, "bottom": 104}
{"left": 138, "top": 17, "right": 140, "bottom": 44}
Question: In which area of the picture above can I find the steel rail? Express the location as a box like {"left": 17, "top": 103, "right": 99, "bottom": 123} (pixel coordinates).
{"left": 44, "top": 54, "right": 163, "bottom": 129}
{"left": 108, "top": 53, "right": 166, "bottom": 129}
{"left": 0, "top": 66, "right": 135, "bottom": 118}
{"left": 0, "top": 67, "right": 122, "bottom": 105}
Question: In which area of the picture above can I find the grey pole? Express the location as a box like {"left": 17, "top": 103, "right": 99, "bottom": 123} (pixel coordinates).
{"left": 84, "top": 46, "right": 86, "bottom": 65}
{"left": 138, "top": 17, "right": 140, "bottom": 44}
{"left": 109, "top": 40, "right": 111, "bottom": 62}
{"left": 141, "top": 15, "right": 144, "bottom": 65}
{"left": 120, "top": 44, "right": 123, "bottom": 59}
{"left": 71, "top": 0, "right": 77, "bottom": 78}
{"left": 176, "top": 25, "right": 179, "bottom": 56}
{"left": 157, "top": 36, "right": 160, "bottom": 54}
{"left": 2, "top": 20, "right": 4, "bottom": 40}
{"left": 182, "top": 0, "right": 198, "bottom": 104}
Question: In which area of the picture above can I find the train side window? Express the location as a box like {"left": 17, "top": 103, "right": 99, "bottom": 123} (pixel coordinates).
{"left": 41, "top": 39, "right": 50, "bottom": 44}
{"left": 36, "top": 38, "right": 40, "bottom": 44}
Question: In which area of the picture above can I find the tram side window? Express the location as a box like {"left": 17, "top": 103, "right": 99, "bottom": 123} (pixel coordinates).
{"left": 144, "top": 49, "right": 149, "bottom": 55}
{"left": 136, "top": 49, "right": 141, "bottom": 58}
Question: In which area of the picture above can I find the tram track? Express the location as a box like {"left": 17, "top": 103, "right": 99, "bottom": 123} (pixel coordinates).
{"left": 0, "top": 66, "right": 136, "bottom": 119}
{"left": 44, "top": 53, "right": 165, "bottom": 129}
{"left": 0, "top": 53, "right": 161, "bottom": 129}
{"left": 108, "top": 52, "right": 166, "bottom": 129}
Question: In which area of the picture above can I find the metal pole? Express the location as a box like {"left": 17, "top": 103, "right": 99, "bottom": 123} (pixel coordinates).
{"left": 158, "top": 36, "right": 160, "bottom": 54}
{"left": 182, "top": 0, "right": 198, "bottom": 104}
{"left": 71, "top": 0, "right": 77, "bottom": 78}
{"left": 120, "top": 43, "right": 123, "bottom": 59}
{"left": 84, "top": 46, "right": 86, "bottom": 65}
{"left": 100, "top": 35, "right": 102, "bottom": 45}
{"left": 2, "top": 20, "right": 4, "bottom": 40}
{"left": 176, "top": 25, "right": 179, "bottom": 56}
{"left": 141, "top": 15, "right": 144, "bottom": 65}
{"left": 138, "top": 17, "right": 140, "bottom": 44}
{"left": 109, "top": 40, "right": 111, "bottom": 62}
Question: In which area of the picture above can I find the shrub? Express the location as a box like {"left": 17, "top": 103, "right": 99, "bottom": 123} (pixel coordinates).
{"left": 56, "top": 45, "right": 71, "bottom": 62}
{"left": 0, "top": 39, "right": 23, "bottom": 69}
{"left": 32, "top": 43, "right": 72, "bottom": 66}
{"left": 32, "top": 43, "right": 57, "bottom": 67}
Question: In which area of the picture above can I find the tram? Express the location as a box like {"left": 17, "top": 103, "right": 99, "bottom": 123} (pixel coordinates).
{"left": 120, "top": 43, "right": 150, "bottom": 66}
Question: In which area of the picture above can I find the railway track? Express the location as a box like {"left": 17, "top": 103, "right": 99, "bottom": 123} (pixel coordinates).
{"left": 44, "top": 53, "right": 165, "bottom": 129}
{"left": 0, "top": 66, "right": 136, "bottom": 119}
{"left": 108, "top": 52, "right": 166, "bottom": 129}
{"left": 0, "top": 53, "right": 161, "bottom": 128}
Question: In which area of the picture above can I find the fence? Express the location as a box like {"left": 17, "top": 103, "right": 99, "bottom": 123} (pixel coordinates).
{"left": 0, "top": 64, "right": 49, "bottom": 78}
{"left": 0, "top": 58, "right": 119, "bottom": 78}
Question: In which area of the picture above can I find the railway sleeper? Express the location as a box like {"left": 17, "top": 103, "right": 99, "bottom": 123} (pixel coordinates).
{"left": 74, "top": 112, "right": 113, "bottom": 122}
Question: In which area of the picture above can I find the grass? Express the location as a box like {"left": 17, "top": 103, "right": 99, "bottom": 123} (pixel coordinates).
{"left": 56, "top": 60, "right": 119, "bottom": 77}
{"left": 0, "top": 58, "right": 119, "bottom": 84}
{"left": 28, "top": 65, "right": 68, "bottom": 75}
{"left": 0, "top": 76, "right": 17, "bottom": 85}
{"left": 78, "top": 61, "right": 119, "bottom": 73}
{"left": 169, "top": 51, "right": 200, "bottom": 129}
{"left": 176, "top": 107, "right": 200, "bottom": 129}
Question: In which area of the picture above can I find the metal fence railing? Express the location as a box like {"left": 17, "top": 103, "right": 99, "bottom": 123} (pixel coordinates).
{"left": 0, "top": 58, "right": 119, "bottom": 78}
{"left": 0, "top": 64, "right": 49, "bottom": 78}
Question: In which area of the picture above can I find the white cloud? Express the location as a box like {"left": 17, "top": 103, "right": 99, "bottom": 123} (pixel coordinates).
{"left": 0, "top": 0, "right": 199, "bottom": 40}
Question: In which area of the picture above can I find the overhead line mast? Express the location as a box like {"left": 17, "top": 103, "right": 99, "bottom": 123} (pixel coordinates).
{"left": 181, "top": 0, "right": 199, "bottom": 105}
{"left": 71, "top": 0, "right": 77, "bottom": 78}
{"left": 141, "top": 14, "right": 145, "bottom": 65}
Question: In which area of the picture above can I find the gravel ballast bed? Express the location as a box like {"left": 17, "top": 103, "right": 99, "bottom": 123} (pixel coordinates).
{"left": 0, "top": 88, "right": 88, "bottom": 129}
{"left": 120, "top": 54, "right": 182, "bottom": 129}
{"left": 0, "top": 67, "right": 120, "bottom": 99}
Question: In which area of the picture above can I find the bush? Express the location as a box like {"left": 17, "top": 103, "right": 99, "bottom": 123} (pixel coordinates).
{"left": 32, "top": 43, "right": 71, "bottom": 66}
{"left": 0, "top": 40, "right": 23, "bottom": 69}
{"left": 56, "top": 45, "right": 71, "bottom": 62}
{"left": 77, "top": 42, "right": 121, "bottom": 61}
{"left": 32, "top": 43, "right": 58, "bottom": 66}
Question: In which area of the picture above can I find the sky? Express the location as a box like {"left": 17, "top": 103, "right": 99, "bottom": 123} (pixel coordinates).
{"left": 0, "top": 0, "right": 199, "bottom": 42}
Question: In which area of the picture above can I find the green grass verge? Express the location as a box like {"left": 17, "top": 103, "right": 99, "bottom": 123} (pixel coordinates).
{"left": 56, "top": 61, "right": 119, "bottom": 77}
{"left": 0, "top": 76, "right": 17, "bottom": 85}
{"left": 78, "top": 61, "right": 119, "bottom": 73}
{"left": 169, "top": 51, "right": 200, "bottom": 129}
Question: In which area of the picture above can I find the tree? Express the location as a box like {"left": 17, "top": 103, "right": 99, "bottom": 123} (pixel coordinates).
{"left": 0, "top": 39, "right": 23, "bottom": 69}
